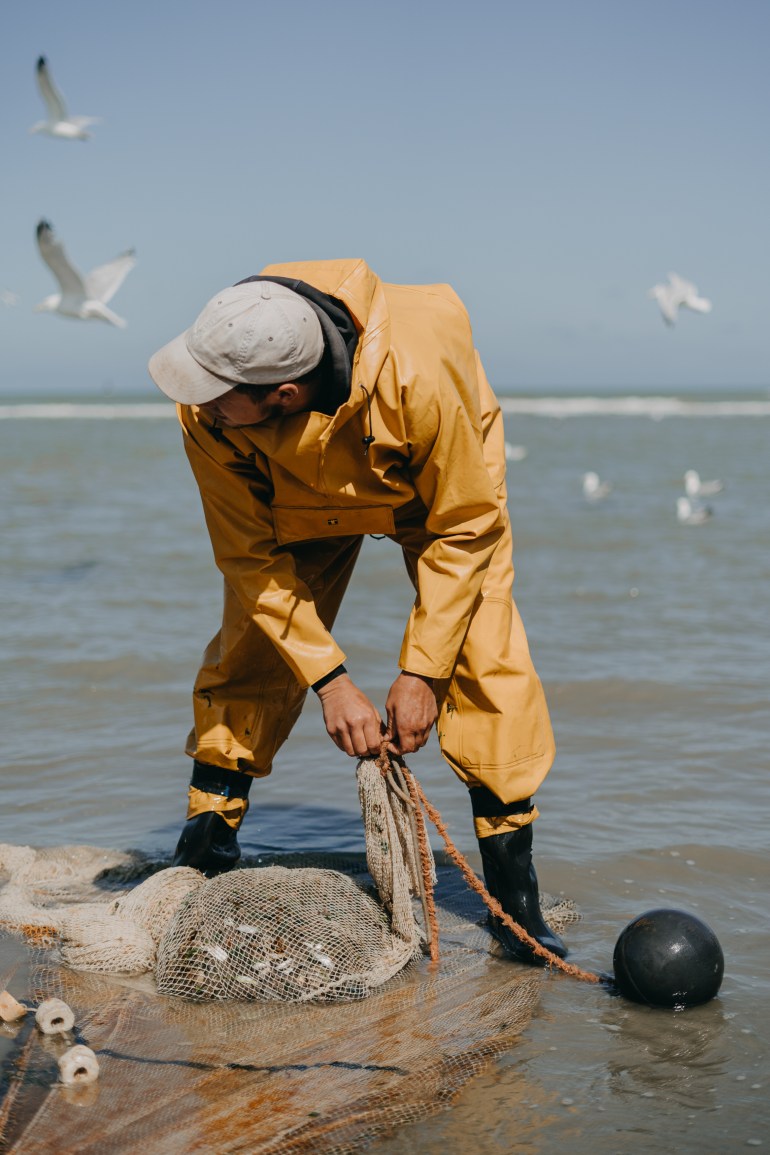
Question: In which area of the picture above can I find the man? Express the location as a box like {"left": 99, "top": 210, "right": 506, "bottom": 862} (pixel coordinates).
{"left": 148, "top": 258, "right": 565, "bottom": 965}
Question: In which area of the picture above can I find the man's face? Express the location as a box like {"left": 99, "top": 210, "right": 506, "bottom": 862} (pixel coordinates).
{"left": 199, "top": 382, "right": 318, "bottom": 428}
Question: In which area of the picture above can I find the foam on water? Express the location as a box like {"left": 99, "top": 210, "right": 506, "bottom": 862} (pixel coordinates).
{"left": 499, "top": 395, "right": 770, "bottom": 418}
{"left": 0, "top": 402, "right": 174, "bottom": 419}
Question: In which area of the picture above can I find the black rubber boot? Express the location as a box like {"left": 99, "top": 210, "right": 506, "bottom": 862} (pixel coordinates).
{"left": 172, "top": 761, "right": 253, "bottom": 877}
{"left": 470, "top": 787, "right": 567, "bottom": 966}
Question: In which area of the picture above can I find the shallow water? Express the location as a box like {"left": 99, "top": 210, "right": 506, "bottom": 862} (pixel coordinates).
{"left": 1, "top": 394, "right": 768, "bottom": 1152}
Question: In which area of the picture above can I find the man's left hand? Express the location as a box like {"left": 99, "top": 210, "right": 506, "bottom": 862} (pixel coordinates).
{"left": 384, "top": 672, "right": 437, "bottom": 755}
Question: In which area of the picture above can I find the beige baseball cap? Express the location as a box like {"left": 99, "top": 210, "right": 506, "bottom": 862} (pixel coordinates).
{"left": 148, "top": 281, "right": 325, "bottom": 404}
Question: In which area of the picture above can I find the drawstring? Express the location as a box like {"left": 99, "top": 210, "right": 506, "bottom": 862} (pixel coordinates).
{"left": 359, "top": 382, "right": 386, "bottom": 538}
{"left": 359, "top": 384, "right": 375, "bottom": 455}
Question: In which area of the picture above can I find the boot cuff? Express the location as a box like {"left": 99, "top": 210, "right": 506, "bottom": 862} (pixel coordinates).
{"left": 469, "top": 785, "right": 534, "bottom": 819}
{"left": 474, "top": 807, "right": 538, "bottom": 838}
{"left": 186, "top": 787, "right": 249, "bottom": 830}
{"left": 190, "top": 760, "right": 253, "bottom": 799}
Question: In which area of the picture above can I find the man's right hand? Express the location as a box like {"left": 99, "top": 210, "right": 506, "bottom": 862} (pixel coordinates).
{"left": 315, "top": 674, "right": 384, "bottom": 757}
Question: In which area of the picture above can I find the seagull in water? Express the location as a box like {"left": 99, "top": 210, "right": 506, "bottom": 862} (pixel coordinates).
{"left": 648, "top": 272, "right": 712, "bottom": 327}
{"left": 677, "top": 496, "right": 712, "bottom": 525}
{"left": 582, "top": 471, "right": 612, "bottom": 501}
{"left": 30, "top": 56, "right": 100, "bottom": 141}
{"left": 684, "top": 469, "right": 723, "bottom": 498}
{"left": 35, "top": 220, "right": 136, "bottom": 327}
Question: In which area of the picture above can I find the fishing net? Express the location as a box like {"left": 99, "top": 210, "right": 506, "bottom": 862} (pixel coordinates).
{"left": 0, "top": 759, "right": 581, "bottom": 1154}
{"left": 154, "top": 865, "right": 418, "bottom": 1002}
{"left": 0, "top": 761, "right": 429, "bottom": 1003}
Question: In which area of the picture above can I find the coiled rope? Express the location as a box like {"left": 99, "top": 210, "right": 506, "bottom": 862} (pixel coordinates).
{"left": 376, "top": 747, "right": 600, "bottom": 985}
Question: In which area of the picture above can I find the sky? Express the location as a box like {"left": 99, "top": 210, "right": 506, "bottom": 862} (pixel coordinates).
{"left": 1, "top": 0, "right": 768, "bottom": 395}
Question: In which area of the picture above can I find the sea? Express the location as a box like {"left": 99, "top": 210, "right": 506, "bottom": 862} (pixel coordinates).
{"left": 1, "top": 391, "right": 768, "bottom": 1153}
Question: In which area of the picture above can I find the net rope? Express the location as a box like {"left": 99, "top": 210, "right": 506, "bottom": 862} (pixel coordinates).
{"left": 372, "top": 748, "right": 599, "bottom": 983}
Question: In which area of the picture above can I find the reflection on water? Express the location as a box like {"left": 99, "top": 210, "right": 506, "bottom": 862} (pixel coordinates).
{"left": 240, "top": 803, "right": 366, "bottom": 856}
{"left": 599, "top": 997, "right": 730, "bottom": 1107}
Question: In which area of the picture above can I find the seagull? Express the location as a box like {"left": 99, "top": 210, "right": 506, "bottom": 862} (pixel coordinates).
{"left": 30, "top": 56, "right": 100, "bottom": 141}
{"left": 677, "top": 496, "right": 712, "bottom": 525}
{"left": 35, "top": 220, "right": 136, "bottom": 327}
{"left": 582, "top": 471, "right": 612, "bottom": 501}
{"left": 504, "top": 441, "right": 528, "bottom": 462}
{"left": 648, "top": 272, "right": 712, "bottom": 327}
{"left": 684, "top": 469, "right": 723, "bottom": 498}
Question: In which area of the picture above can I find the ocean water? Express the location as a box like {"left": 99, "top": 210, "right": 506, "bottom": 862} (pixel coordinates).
{"left": 1, "top": 393, "right": 768, "bottom": 1153}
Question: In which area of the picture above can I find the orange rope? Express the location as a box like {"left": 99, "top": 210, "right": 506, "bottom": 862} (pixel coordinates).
{"left": 377, "top": 747, "right": 600, "bottom": 985}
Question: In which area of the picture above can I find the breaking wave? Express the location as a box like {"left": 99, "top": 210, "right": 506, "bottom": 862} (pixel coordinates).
{"left": 498, "top": 395, "right": 770, "bottom": 418}
{"left": 0, "top": 403, "right": 175, "bottom": 420}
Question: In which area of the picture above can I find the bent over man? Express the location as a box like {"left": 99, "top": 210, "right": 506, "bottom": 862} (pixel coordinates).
{"left": 148, "top": 259, "right": 565, "bottom": 965}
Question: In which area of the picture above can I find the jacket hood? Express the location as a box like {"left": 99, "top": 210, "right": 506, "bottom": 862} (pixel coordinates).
{"left": 258, "top": 259, "right": 382, "bottom": 335}
{"left": 258, "top": 260, "right": 392, "bottom": 423}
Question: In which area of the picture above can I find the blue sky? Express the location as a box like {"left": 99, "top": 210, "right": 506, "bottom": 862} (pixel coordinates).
{"left": 1, "top": 0, "right": 768, "bottom": 394}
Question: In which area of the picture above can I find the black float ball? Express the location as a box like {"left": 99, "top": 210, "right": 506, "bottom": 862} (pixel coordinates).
{"left": 612, "top": 908, "right": 724, "bottom": 1008}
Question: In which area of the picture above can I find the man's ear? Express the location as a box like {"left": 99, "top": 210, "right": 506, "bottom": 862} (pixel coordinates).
{"left": 275, "top": 382, "right": 300, "bottom": 407}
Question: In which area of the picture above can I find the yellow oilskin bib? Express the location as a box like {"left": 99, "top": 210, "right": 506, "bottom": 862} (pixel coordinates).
{"left": 178, "top": 259, "right": 555, "bottom": 810}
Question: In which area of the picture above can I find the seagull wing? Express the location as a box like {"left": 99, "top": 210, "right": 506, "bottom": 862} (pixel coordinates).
{"left": 36, "top": 57, "right": 68, "bottom": 122}
{"left": 85, "top": 250, "right": 136, "bottom": 304}
{"left": 36, "top": 220, "right": 86, "bottom": 297}
{"left": 668, "top": 271, "right": 699, "bottom": 299}
{"left": 665, "top": 272, "right": 712, "bottom": 315}
{"left": 686, "top": 295, "right": 712, "bottom": 314}
{"left": 652, "top": 285, "right": 678, "bottom": 325}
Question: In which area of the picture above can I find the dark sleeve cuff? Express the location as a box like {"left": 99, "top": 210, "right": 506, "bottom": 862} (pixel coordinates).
{"left": 311, "top": 664, "right": 347, "bottom": 693}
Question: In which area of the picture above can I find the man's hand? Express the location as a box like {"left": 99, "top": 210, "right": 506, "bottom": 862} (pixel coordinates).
{"left": 316, "top": 674, "right": 384, "bottom": 757}
{"left": 384, "top": 672, "right": 437, "bottom": 755}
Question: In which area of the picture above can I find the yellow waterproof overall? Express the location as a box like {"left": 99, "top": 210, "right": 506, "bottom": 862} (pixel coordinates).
{"left": 180, "top": 260, "right": 555, "bottom": 832}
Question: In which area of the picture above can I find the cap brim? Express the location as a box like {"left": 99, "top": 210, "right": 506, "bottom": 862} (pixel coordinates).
{"left": 148, "top": 330, "right": 237, "bottom": 405}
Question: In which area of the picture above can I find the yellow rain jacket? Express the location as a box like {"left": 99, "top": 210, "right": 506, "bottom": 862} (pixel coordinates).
{"left": 179, "top": 259, "right": 554, "bottom": 813}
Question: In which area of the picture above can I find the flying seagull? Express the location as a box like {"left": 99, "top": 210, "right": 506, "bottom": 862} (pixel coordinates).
{"left": 648, "top": 272, "right": 712, "bottom": 327}
{"left": 35, "top": 220, "right": 136, "bottom": 327}
{"left": 30, "top": 56, "right": 100, "bottom": 141}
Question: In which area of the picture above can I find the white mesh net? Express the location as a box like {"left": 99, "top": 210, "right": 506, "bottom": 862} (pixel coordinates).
{"left": 0, "top": 761, "right": 434, "bottom": 1002}
{"left": 154, "top": 865, "right": 418, "bottom": 1002}
{"left": 0, "top": 761, "right": 582, "bottom": 1153}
